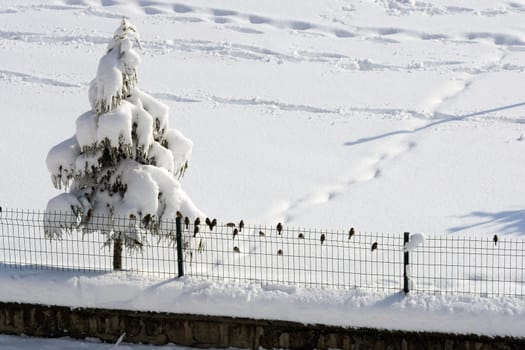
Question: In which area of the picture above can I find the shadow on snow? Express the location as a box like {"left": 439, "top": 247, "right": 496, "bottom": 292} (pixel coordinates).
{"left": 448, "top": 209, "right": 525, "bottom": 235}
{"left": 344, "top": 101, "right": 525, "bottom": 147}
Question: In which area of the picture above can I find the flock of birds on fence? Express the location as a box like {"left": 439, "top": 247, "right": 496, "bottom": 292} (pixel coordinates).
{"left": 0, "top": 206, "right": 500, "bottom": 251}
{"left": 176, "top": 212, "right": 380, "bottom": 256}
{"left": 174, "top": 212, "right": 501, "bottom": 258}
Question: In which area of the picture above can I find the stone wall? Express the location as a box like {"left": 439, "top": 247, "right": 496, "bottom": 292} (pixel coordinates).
{"left": 0, "top": 301, "right": 524, "bottom": 349}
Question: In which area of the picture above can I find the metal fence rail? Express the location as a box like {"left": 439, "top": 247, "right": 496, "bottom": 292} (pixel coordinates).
{"left": 0, "top": 208, "right": 524, "bottom": 298}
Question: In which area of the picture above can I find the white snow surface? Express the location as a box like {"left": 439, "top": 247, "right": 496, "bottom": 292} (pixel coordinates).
{"left": 46, "top": 136, "right": 80, "bottom": 189}
{"left": 0, "top": 333, "right": 222, "bottom": 350}
{"left": 96, "top": 101, "right": 133, "bottom": 146}
{"left": 1, "top": 0, "right": 525, "bottom": 340}
{"left": 0, "top": 0, "right": 522, "bottom": 236}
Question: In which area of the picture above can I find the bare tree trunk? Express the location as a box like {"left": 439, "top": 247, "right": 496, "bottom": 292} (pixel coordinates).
{"left": 113, "top": 237, "right": 123, "bottom": 270}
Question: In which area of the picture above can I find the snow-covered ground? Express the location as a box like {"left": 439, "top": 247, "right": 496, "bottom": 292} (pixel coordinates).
{"left": 2, "top": 268, "right": 525, "bottom": 338}
{"left": 1, "top": 0, "right": 525, "bottom": 343}
{"left": 1, "top": 0, "right": 524, "bottom": 235}
{"left": 0, "top": 333, "right": 215, "bottom": 349}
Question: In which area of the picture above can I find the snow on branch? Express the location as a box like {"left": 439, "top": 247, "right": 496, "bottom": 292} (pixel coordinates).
{"left": 89, "top": 19, "right": 141, "bottom": 117}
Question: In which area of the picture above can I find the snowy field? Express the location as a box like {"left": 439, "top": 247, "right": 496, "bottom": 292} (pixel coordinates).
{"left": 0, "top": 0, "right": 524, "bottom": 235}
{"left": 1, "top": 0, "right": 525, "bottom": 344}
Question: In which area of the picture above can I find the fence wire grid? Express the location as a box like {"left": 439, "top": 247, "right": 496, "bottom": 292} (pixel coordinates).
{"left": 0, "top": 208, "right": 524, "bottom": 298}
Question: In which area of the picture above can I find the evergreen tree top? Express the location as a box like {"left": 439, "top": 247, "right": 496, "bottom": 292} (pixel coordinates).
{"left": 109, "top": 18, "right": 142, "bottom": 52}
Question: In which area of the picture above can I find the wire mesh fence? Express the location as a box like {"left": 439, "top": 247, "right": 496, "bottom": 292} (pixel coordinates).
{"left": 185, "top": 223, "right": 402, "bottom": 291}
{"left": 410, "top": 234, "right": 525, "bottom": 298}
{"left": 0, "top": 208, "right": 524, "bottom": 298}
{"left": 0, "top": 209, "right": 178, "bottom": 276}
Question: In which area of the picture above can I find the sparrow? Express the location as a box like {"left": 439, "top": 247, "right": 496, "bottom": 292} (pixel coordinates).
{"left": 142, "top": 214, "right": 152, "bottom": 227}
{"left": 298, "top": 233, "right": 304, "bottom": 239}
{"left": 259, "top": 231, "right": 265, "bottom": 237}
{"left": 320, "top": 234, "right": 326, "bottom": 245}
{"left": 233, "top": 228, "right": 238, "bottom": 239}
{"left": 184, "top": 216, "right": 190, "bottom": 229}
{"left": 205, "top": 217, "right": 212, "bottom": 230}
{"left": 348, "top": 227, "right": 355, "bottom": 240}
{"left": 371, "top": 242, "right": 378, "bottom": 252}
{"left": 211, "top": 218, "right": 217, "bottom": 230}
{"left": 226, "top": 222, "right": 236, "bottom": 228}
{"left": 276, "top": 222, "right": 283, "bottom": 235}
{"left": 176, "top": 211, "right": 183, "bottom": 218}
{"left": 194, "top": 217, "right": 201, "bottom": 226}
{"left": 277, "top": 249, "right": 283, "bottom": 256}
{"left": 194, "top": 226, "right": 199, "bottom": 237}
{"left": 233, "top": 246, "right": 240, "bottom": 253}
{"left": 239, "top": 220, "right": 244, "bottom": 232}
{"left": 493, "top": 234, "right": 498, "bottom": 246}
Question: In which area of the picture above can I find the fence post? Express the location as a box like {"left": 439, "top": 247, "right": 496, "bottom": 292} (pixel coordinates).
{"left": 403, "top": 232, "right": 409, "bottom": 294}
{"left": 175, "top": 216, "right": 184, "bottom": 277}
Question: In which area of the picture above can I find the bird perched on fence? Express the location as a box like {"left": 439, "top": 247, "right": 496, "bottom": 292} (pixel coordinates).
{"left": 226, "top": 222, "right": 236, "bottom": 228}
{"left": 205, "top": 217, "right": 212, "bottom": 230}
{"left": 259, "top": 231, "right": 265, "bottom": 237}
{"left": 277, "top": 249, "right": 283, "bottom": 256}
{"left": 211, "top": 218, "right": 217, "bottom": 230}
{"left": 142, "top": 213, "right": 152, "bottom": 227}
{"left": 184, "top": 216, "right": 190, "bottom": 229}
{"left": 194, "top": 217, "right": 201, "bottom": 227}
{"left": 193, "top": 225, "right": 199, "bottom": 237}
{"left": 298, "top": 233, "right": 304, "bottom": 239}
{"left": 493, "top": 234, "right": 498, "bottom": 246}
{"left": 371, "top": 242, "right": 378, "bottom": 252}
{"left": 320, "top": 234, "right": 326, "bottom": 245}
{"left": 348, "top": 227, "right": 355, "bottom": 240}
{"left": 233, "top": 246, "right": 240, "bottom": 253}
{"left": 276, "top": 222, "right": 283, "bottom": 235}
{"left": 176, "top": 211, "right": 183, "bottom": 218}
{"left": 233, "top": 228, "right": 238, "bottom": 239}
{"left": 239, "top": 220, "right": 244, "bottom": 232}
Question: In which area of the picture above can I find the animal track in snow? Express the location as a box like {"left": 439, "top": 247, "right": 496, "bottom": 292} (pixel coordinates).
{"left": 6, "top": 0, "right": 525, "bottom": 53}
{"left": 375, "top": 0, "right": 523, "bottom": 17}
{"left": 0, "top": 69, "right": 83, "bottom": 88}
{"left": 6, "top": 65, "right": 519, "bottom": 128}
{"left": 272, "top": 140, "right": 418, "bottom": 224}
{"left": 422, "top": 75, "right": 472, "bottom": 116}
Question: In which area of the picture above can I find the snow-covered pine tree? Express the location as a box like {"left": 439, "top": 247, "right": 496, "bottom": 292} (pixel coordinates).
{"left": 44, "top": 19, "right": 202, "bottom": 257}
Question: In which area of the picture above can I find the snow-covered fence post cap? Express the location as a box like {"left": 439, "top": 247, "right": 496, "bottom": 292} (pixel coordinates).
{"left": 404, "top": 233, "right": 426, "bottom": 252}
